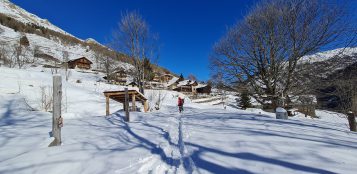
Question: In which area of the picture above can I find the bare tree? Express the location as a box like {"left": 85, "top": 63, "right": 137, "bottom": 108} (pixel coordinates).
{"left": 40, "top": 85, "right": 53, "bottom": 112}
{"left": 13, "top": 43, "right": 31, "bottom": 69}
{"left": 147, "top": 90, "right": 167, "bottom": 111}
{"left": 94, "top": 51, "right": 101, "bottom": 70}
{"left": 187, "top": 74, "right": 197, "bottom": 81}
{"left": 210, "top": 0, "right": 355, "bottom": 109}
{"left": 317, "top": 63, "right": 357, "bottom": 131}
{"left": 112, "top": 11, "right": 159, "bottom": 94}
{"left": 31, "top": 45, "right": 40, "bottom": 63}
{"left": 100, "top": 53, "right": 115, "bottom": 82}
{"left": 0, "top": 42, "right": 7, "bottom": 67}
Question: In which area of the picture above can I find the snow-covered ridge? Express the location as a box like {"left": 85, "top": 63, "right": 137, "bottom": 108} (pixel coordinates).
{"left": 86, "top": 38, "right": 101, "bottom": 45}
{"left": 0, "top": 0, "right": 75, "bottom": 38}
{"left": 299, "top": 47, "right": 357, "bottom": 63}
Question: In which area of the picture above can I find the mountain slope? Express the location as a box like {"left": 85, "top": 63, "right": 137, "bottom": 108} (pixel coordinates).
{"left": 0, "top": 0, "right": 73, "bottom": 37}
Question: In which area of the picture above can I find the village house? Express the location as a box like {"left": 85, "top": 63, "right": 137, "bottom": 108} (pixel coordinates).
{"left": 145, "top": 81, "right": 165, "bottom": 89}
{"left": 160, "top": 74, "right": 174, "bottom": 83}
{"left": 67, "top": 57, "right": 92, "bottom": 69}
{"left": 152, "top": 73, "right": 162, "bottom": 82}
{"left": 105, "top": 68, "right": 128, "bottom": 85}
{"left": 165, "top": 77, "right": 180, "bottom": 90}
{"left": 194, "top": 84, "right": 212, "bottom": 94}
{"left": 152, "top": 73, "right": 175, "bottom": 83}
{"left": 173, "top": 80, "right": 198, "bottom": 94}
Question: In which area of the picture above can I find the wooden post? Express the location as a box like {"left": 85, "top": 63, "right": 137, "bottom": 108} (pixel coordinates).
{"left": 125, "top": 88, "right": 129, "bottom": 122}
{"left": 106, "top": 95, "right": 109, "bottom": 116}
{"left": 144, "top": 100, "right": 148, "bottom": 112}
{"left": 347, "top": 111, "right": 356, "bottom": 132}
{"left": 50, "top": 75, "right": 62, "bottom": 146}
{"left": 132, "top": 94, "right": 136, "bottom": 111}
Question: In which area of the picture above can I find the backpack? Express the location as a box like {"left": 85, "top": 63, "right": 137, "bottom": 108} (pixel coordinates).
{"left": 178, "top": 98, "right": 183, "bottom": 106}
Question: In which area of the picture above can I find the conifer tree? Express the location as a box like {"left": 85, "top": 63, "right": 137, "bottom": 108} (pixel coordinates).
{"left": 179, "top": 73, "right": 184, "bottom": 81}
{"left": 239, "top": 91, "right": 251, "bottom": 110}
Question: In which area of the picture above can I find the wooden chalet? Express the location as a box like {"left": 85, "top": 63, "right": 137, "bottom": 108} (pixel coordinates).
{"left": 152, "top": 73, "right": 162, "bottom": 82}
{"left": 165, "top": 77, "right": 180, "bottom": 90}
{"left": 195, "top": 84, "right": 212, "bottom": 94}
{"left": 145, "top": 81, "right": 165, "bottom": 89}
{"left": 160, "top": 74, "right": 174, "bottom": 83}
{"left": 126, "top": 80, "right": 138, "bottom": 87}
{"left": 68, "top": 57, "right": 93, "bottom": 69}
{"left": 152, "top": 73, "right": 175, "bottom": 83}
{"left": 105, "top": 68, "right": 128, "bottom": 85}
{"left": 173, "top": 80, "right": 198, "bottom": 93}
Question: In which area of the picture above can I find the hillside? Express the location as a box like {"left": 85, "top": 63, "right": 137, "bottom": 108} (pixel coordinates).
{"left": 0, "top": 0, "right": 170, "bottom": 74}
{"left": 299, "top": 47, "right": 357, "bottom": 77}
{"left": 0, "top": 0, "right": 72, "bottom": 36}
{"left": 0, "top": 66, "right": 357, "bottom": 174}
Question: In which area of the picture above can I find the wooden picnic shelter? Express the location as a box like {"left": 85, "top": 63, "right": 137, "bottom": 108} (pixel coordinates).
{"left": 103, "top": 90, "right": 148, "bottom": 116}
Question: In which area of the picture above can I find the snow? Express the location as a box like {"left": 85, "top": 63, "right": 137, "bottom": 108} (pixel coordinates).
{"left": 2, "top": 1, "right": 356, "bottom": 172}
{"left": 165, "top": 77, "right": 179, "bottom": 87}
{"left": 195, "top": 83, "right": 207, "bottom": 88}
{"left": 85, "top": 38, "right": 105, "bottom": 47}
{"left": 177, "top": 80, "right": 191, "bottom": 87}
{"left": 1, "top": 66, "right": 357, "bottom": 174}
{"left": 275, "top": 107, "right": 286, "bottom": 112}
{"left": 0, "top": 0, "right": 134, "bottom": 71}
{"left": 299, "top": 47, "right": 357, "bottom": 63}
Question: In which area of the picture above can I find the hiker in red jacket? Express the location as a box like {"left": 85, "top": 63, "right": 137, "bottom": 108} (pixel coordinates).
{"left": 178, "top": 97, "right": 184, "bottom": 113}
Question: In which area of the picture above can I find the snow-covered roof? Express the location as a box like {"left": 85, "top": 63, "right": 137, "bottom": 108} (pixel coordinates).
{"left": 177, "top": 80, "right": 190, "bottom": 87}
{"left": 125, "top": 77, "right": 136, "bottom": 86}
{"left": 161, "top": 73, "right": 173, "bottom": 77}
{"left": 195, "top": 83, "right": 208, "bottom": 89}
{"left": 177, "top": 80, "right": 198, "bottom": 87}
{"left": 276, "top": 107, "right": 287, "bottom": 113}
{"left": 165, "top": 77, "right": 179, "bottom": 87}
{"left": 67, "top": 56, "right": 92, "bottom": 63}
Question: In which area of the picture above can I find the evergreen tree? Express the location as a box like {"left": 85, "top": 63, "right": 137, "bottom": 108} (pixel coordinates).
{"left": 179, "top": 73, "right": 184, "bottom": 81}
{"left": 143, "top": 58, "right": 154, "bottom": 81}
{"left": 238, "top": 91, "right": 251, "bottom": 110}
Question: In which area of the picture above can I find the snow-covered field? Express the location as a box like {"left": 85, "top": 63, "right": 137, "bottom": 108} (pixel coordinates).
{"left": 1, "top": 67, "right": 357, "bottom": 174}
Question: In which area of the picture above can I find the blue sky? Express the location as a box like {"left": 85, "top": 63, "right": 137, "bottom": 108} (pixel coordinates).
{"left": 10, "top": 0, "right": 258, "bottom": 81}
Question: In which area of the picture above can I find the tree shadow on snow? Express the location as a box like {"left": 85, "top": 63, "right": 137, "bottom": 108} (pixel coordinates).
{"left": 186, "top": 142, "right": 336, "bottom": 174}
{"left": 183, "top": 111, "right": 357, "bottom": 149}
{"left": 104, "top": 111, "right": 182, "bottom": 168}
{"left": 98, "top": 109, "right": 348, "bottom": 174}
